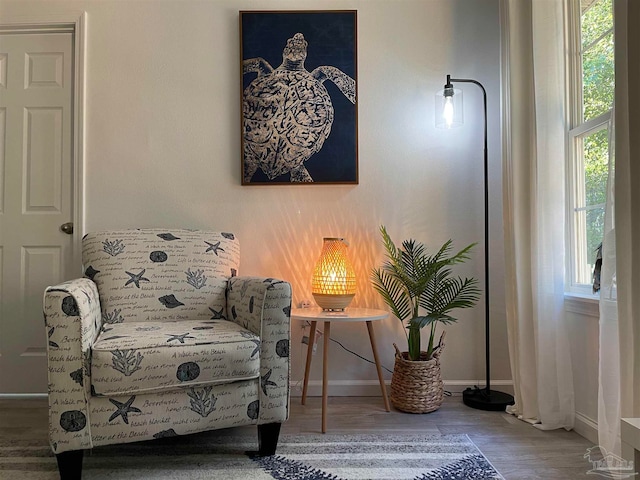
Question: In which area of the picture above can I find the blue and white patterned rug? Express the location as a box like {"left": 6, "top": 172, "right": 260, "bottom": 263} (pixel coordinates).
{"left": 78, "top": 433, "right": 503, "bottom": 480}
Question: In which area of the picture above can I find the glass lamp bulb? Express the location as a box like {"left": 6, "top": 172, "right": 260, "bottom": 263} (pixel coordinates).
{"left": 443, "top": 96, "right": 454, "bottom": 128}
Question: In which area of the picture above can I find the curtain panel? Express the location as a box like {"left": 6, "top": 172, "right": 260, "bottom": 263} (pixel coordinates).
{"left": 501, "top": 0, "right": 575, "bottom": 430}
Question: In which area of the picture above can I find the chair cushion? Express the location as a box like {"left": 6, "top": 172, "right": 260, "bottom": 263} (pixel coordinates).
{"left": 91, "top": 320, "right": 260, "bottom": 396}
{"left": 82, "top": 229, "right": 240, "bottom": 324}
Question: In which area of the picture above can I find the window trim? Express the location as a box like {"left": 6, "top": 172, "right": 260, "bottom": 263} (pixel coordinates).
{"left": 565, "top": 0, "right": 613, "bottom": 297}
{"left": 567, "top": 113, "right": 611, "bottom": 294}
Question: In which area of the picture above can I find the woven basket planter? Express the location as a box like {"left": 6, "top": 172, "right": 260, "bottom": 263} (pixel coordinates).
{"left": 390, "top": 332, "right": 445, "bottom": 414}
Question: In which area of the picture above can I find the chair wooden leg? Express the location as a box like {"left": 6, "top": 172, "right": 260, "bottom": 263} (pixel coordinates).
{"left": 56, "top": 449, "right": 84, "bottom": 480}
{"left": 257, "top": 422, "right": 282, "bottom": 456}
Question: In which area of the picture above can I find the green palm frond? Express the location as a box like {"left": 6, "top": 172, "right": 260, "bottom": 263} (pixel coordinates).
{"left": 371, "top": 268, "right": 411, "bottom": 322}
{"left": 371, "top": 226, "right": 480, "bottom": 361}
{"left": 409, "top": 313, "right": 458, "bottom": 330}
{"left": 421, "top": 277, "right": 480, "bottom": 315}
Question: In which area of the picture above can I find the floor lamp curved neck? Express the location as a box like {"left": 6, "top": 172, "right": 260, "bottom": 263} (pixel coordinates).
{"left": 437, "top": 74, "right": 514, "bottom": 411}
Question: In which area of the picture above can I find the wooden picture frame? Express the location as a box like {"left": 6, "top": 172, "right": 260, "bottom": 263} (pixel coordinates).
{"left": 240, "top": 10, "right": 358, "bottom": 185}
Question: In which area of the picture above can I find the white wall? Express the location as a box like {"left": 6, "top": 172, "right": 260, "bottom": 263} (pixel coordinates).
{"left": 566, "top": 301, "right": 600, "bottom": 442}
{"left": 1, "top": 0, "right": 510, "bottom": 395}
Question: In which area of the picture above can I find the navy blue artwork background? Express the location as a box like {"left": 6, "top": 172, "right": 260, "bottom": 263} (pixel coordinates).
{"left": 241, "top": 11, "right": 357, "bottom": 184}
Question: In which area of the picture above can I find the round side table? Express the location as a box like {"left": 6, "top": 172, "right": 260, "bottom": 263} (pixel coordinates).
{"left": 291, "top": 307, "right": 390, "bottom": 433}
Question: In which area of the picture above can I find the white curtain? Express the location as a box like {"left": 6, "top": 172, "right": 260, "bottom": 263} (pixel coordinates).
{"left": 598, "top": 0, "right": 638, "bottom": 458}
{"left": 501, "top": 0, "right": 575, "bottom": 430}
{"left": 597, "top": 113, "right": 619, "bottom": 455}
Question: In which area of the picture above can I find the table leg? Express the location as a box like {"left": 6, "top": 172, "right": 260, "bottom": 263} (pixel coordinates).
{"left": 366, "top": 320, "right": 391, "bottom": 412}
{"left": 301, "top": 321, "right": 317, "bottom": 405}
{"left": 322, "top": 321, "right": 331, "bottom": 433}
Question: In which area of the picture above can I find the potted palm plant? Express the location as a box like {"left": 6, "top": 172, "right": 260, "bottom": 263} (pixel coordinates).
{"left": 371, "top": 226, "right": 480, "bottom": 413}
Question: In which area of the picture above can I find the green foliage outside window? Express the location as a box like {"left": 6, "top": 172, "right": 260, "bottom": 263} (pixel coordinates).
{"left": 582, "top": 0, "right": 614, "bottom": 122}
{"left": 584, "top": 129, "right": 608, "bottom": 262}
{"left": 581, "top": 0, "right": 613, "bottom": 269}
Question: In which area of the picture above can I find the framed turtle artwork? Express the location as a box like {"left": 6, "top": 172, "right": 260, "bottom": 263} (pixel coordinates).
{"left": 240, "top": 10, "right": 358, "bottom": 185}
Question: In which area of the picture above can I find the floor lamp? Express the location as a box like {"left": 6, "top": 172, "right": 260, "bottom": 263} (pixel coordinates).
{"left": 436, "top": 74, "right": 515, "bottom": 411}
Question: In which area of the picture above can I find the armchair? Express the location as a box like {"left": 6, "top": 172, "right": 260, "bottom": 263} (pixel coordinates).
{"left": 43, "top": 229, "right": 291, "bottom": 478}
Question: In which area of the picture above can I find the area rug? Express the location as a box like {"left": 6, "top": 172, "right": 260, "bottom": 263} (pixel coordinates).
{"left": 80, "top": 433, "right": 503, "bottom": 480}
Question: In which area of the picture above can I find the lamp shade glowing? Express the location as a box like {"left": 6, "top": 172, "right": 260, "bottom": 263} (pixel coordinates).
{"left": 435, "top": 87, "right": 463, "bottom": 129}
{"left": 311, "top": 238, "right": 356, "bottom": 310}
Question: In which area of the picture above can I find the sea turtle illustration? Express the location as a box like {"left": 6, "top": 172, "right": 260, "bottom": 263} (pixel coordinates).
{"left": 242, "top": 33, "right": 356, "bottom": 183}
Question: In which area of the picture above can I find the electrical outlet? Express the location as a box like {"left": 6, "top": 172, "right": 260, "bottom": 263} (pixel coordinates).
{"left": 302, "top": 335, "right": 309, "bottom": 345}
{"left": 312, "top": 331, "right": 322, "bottom": 355}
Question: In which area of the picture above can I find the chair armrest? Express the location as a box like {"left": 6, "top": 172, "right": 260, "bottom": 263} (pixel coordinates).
{"left": 43, "top": 278, "right": 101, "bottom": 453}
{"left": 227, "top": 276, "right": 292, "bottom": 423}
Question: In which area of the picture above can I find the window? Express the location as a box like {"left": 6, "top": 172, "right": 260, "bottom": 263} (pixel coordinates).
{"left": 567, "top": 0, "right": 614, "bottom": 294}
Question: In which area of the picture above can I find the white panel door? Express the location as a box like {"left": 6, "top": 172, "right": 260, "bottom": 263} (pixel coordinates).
{"left": 0, "top": 32, "right": 75, "bottom": 393}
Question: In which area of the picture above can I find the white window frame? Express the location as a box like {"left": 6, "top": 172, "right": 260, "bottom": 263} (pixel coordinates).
{"left": 565, "top": 0, "right": 613, "bottom": 296}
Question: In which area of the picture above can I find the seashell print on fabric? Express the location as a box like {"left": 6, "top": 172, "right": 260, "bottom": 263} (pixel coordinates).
{"left": 149, "top": 251, "right": 168, "bottom": 263}
{"left": 134, "top": 325, "right": 162, "bottom": 332}
{"left": 176, "top": 362, "right": 201, "bottom": 382}
{"left": 84, "top": 265, "right": 100, "bottom": 280}
{"left": 47, "top": 327, "right": 59, "bottom": 349}
{"left": 276, "top": 339, "right": 290, "bottom": 358}
{"left": 157, "top": 233, "right": 180, "bottom": 241}
{"left": 153, "top": 429, "right": 179, "bottom": 439}
{"left": 247, "top": 400, "right": 260, "bottom": 420}
{"left": 158, "top": 294, "right": 184, "bottom": 309}
{"left": 59, "top": 410, "right": 87, "bottom": 432}
{"left": 61, "top": 296, "right": 79, "bottom": 316}
{"left": 69, "top": 368, "right": 83, "bottom": 386}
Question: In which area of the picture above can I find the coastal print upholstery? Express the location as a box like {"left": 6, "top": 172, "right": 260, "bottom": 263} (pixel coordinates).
{"left": 43, "top": 229, "right": 291, "bottom": 458}
{"left": 91, "top": 319, "right": 261, "bottom": 396}
{"left": 82, "top": 229, "right": 240, "bottom": 325}
{"left": 227, "top": 276, "right": 291, "bottom": 423}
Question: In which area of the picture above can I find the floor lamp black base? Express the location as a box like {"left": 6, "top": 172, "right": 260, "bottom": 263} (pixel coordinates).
{"left": 463, "top": 387, "right": 515, "bottom": 411}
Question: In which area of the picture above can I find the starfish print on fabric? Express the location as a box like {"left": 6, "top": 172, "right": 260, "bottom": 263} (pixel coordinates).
{"left": 261, "top": 369, "right": 277, "bottom": 396}
{"left": 166, "top": 333, "right": 196, "bottom": 344}
{"left": 204, "top": 241, "right": 224, "bottom": 256}
{"left": 47, "top": 327, "right": 59, "bottom": 349}
{"left": 209, "top": 307, "right": 226, "bottom": 320}
{"left": 240, "top": 280, "right": 249, "bottom": 298}
{"left": 263, "top": 278, "right": 285, "bottom": 290}
{"left": 240, "top": 331, "right": 260, "bottom": 357}
{"left": 108, "top": 396, "right": 141, "bottom": 425}
{"left": 249, "top": 338, "right": 260, "bottom": 358}
{"left": 124, "top": 269, "right": 150, "bottom": 288}
{"left": 82, "top": 290, "right": 92, "bottom": 305}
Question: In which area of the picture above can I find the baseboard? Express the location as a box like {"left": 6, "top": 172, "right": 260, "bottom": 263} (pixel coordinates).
{"left": 0, "top": 393, "right": 47, "bottom": 399}
{"left": 574, "top": 411, "right": 598, "bottom": 444}
{"left": 3, "top": 380, "right": 515, "bottom": 400}
{"left": 290, "top": 379, "right": 514, "bottom": 397}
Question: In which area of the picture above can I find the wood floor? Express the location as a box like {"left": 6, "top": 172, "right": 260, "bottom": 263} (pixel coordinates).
{"left": 0, "top": 394, "right": 597, "bottom": 479}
